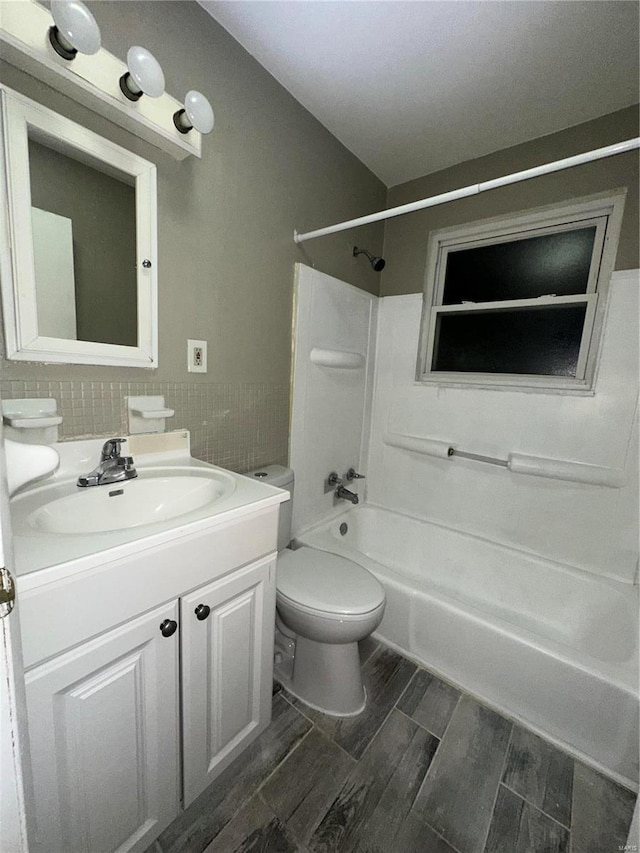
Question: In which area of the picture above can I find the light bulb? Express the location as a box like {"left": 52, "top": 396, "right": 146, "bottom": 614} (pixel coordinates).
{"left": 119, "top": 46, "right": 165, "bottom": 101}
{"left": 49, "top": 0, "right": 101, "bottom": 60}
{"left": 173, "top": 91, "right": 215, "bottom": 135}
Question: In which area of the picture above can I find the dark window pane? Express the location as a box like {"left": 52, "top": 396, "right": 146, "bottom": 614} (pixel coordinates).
{"left": 442, "top": 228, "right": 596, "bottom": 304}
{"left": 432, "top": 304, "right": 587, "bottom": 376}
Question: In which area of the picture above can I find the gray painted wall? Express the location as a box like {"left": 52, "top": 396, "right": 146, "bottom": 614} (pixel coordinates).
{"left": 0, "top": 1, "right": 385, "bottom": 467}
{"left": 0, "top": 0, "right": 386, "bottom": 387}
{"left": 381, "top": 105, "right": 639, "bottom": 297}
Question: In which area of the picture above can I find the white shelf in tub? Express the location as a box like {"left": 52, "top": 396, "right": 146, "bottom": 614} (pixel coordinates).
{"left": 310, "top": 348, "right": 364, "bottom": 369}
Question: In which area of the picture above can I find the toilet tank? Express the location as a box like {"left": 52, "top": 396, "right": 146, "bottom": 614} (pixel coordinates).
{"left": 244, "top": 465, "right": 294, "bottom": 551}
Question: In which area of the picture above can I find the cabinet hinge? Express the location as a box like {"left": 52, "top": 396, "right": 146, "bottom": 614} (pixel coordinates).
{"left": 0, "top": 566, "right": 16, "bottom": 618}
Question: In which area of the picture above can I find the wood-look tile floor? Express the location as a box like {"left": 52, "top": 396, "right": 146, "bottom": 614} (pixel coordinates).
{"left": 151, "top": 640, "right": 637, "bottom": 853}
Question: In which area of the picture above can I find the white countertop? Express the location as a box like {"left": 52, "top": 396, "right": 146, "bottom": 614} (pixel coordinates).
{"left": 11, "top": 431, "right": 288, "bottom": 587}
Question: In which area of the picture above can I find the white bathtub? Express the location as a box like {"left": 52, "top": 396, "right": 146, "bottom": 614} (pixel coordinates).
{"left": 299, "top": 504, "right": 639, "bottom": 788}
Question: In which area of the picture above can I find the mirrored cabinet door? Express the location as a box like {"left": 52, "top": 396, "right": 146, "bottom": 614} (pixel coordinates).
{"left": 0, "top": 84, "right": 158, "bottom": 367}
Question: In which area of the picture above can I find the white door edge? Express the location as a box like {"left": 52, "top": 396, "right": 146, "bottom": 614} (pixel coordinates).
{"left": 0, "top": 422, "right": 33, "bottom": 853}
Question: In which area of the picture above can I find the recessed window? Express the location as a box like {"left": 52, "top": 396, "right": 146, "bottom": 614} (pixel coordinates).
{"left": 418, "top": 190, "right": 626, "bottom": 391}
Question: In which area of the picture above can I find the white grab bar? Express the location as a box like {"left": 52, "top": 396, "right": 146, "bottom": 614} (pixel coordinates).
{"left": 383, "top": 432, "right": 626, "bottom": 488}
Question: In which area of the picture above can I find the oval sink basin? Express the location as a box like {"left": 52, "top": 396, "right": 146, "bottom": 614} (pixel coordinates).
{"left": 27, "top": 469, "right": 237, "bottom": 534}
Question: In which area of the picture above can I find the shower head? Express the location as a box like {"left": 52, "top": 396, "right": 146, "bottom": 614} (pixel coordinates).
{"left": 353, "top": 246, "right": 385, "bottom": 272}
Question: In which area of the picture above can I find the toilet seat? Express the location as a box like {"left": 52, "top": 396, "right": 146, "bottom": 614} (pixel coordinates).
{"left": 276, "top": 547, "right": 385, "bottom": 617}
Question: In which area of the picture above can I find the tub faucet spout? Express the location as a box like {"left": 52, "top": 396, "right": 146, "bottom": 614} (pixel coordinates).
{"left": 335, "top": 485, "right": 359, "bottom": 505}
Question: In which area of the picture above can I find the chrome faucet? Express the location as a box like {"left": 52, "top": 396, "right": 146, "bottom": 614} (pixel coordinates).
{"left": 77, "top": 438, "right": 137, "bottom": 487}
{"left": 335, "top": 485, "right": 359, "bottom": 505}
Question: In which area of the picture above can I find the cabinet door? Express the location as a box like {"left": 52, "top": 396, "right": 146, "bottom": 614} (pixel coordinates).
{"left": 181, "top": 554, "right": 276, "bottom": 806}
{"left": 25, "top": 602, "right": 180, "bottom": 853}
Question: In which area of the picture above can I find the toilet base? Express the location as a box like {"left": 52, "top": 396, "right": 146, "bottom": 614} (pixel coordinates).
{"left": 278, "top": 677, "right": 367, "bottom": 718}
{"left": 274, "top": 626, "right": 295, "bottom": 683}
{"left": 279, "top": 636, "right": 366, "bottom": 717}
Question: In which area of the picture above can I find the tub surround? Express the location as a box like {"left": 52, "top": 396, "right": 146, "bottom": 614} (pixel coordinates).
{"left": 289, "top": 267, "right": 640, "bottom": 582}
{"left": 368, "top": 271, "right": 639, "bottom": 584}
{"left": 289, "top": 264, "right": 377, "bottom": 537}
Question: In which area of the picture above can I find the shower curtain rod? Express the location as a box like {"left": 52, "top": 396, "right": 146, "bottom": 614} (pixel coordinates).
{"left": 293, "top": 137, "right": 640, "bottom": 244}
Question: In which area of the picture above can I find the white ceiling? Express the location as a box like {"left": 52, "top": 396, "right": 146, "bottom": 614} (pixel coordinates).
{"left": 199, "top": 1, "right": 639, "bottom": 188}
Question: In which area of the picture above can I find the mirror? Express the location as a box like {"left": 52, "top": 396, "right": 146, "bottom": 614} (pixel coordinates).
{"left": 29, "top": 139, "right": 138, "bottom": 346}
{"left": 0, "top": 85, "right": 158, "bottom": 367}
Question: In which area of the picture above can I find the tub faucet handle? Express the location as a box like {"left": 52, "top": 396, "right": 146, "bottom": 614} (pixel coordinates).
{"left": 327, "top": 471, "right": 342, "bottom": 487}
{"left": 346, "top": 468, "right": 365, "bottom": 481}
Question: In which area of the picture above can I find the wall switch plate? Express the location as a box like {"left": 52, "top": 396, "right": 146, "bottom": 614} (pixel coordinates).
{"left": 187, "top": 339, "right": 207, "bottom": 373}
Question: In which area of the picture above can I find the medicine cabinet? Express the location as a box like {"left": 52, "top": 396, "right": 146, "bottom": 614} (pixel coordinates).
{"left": 0, "top": 84, "right": 158, "bottom": 367}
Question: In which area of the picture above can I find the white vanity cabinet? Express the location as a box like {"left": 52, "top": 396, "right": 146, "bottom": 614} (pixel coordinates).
{"left": 25, "top": 601, "right": 181, "bottom": 853}
{"left": 17, "top": 495, "right": 282, "bottom": 853}
{"left": 181, "top": 554, "right": 275, "bottom": 806}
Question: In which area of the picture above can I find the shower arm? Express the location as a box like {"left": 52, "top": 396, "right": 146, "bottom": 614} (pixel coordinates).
{"left": 293, "top": 137, "right": 640, "bottom": 244}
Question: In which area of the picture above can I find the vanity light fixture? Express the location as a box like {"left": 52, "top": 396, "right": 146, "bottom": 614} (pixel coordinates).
{"left": 0, "top": 0, "right": 209, "bottom": 159}
{"left": 119, "top": 46, "right": 165, "bottom": 101}
{"left": 173, "top": 90, "right": 215, "bottom": 135}
{"left": 49, "top": 0, "right": 101, "bottom": 60}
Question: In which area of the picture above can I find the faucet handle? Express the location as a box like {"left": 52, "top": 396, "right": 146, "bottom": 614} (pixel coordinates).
{"left": 325, "top": 471, "right": 343, "bottom": 493}
{"left": 116, "top": 455, "right": 136, "bottom": 474}
{"left": 346, "top": 468, "right": 365, "bottom": 481}
{"left": 101, "top": 437, "right": 126, "bottom": 460}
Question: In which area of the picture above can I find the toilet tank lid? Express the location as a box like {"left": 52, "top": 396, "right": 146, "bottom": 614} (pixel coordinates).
{"left": 244, "top": 464, "right": 293, "bottom": 489}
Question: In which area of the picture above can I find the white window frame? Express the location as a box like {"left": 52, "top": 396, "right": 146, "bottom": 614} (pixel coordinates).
{"left": 417, "top": 189, "right": 627, "bottom": 393}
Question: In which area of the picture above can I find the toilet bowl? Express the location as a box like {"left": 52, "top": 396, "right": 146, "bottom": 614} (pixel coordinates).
{"left": 276, "top": 547, "right": 385, "bottom": 715}
{"left": 245, "top": 464, "right": 386, "bottom": 717}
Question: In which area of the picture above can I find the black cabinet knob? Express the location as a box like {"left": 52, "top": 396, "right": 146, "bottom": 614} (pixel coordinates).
{"left": 142, "top": 259, "right": 152, "bottom": 268}
{"left": 195, "top": 604, "right": 211, "bottom": 621}
{"left": 160, "top": 619, "right": 178, "bottom": 637}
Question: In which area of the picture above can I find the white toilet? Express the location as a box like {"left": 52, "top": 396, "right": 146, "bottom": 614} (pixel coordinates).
{"left": 246, "top": 465, "right": 386, "bottom": 716}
